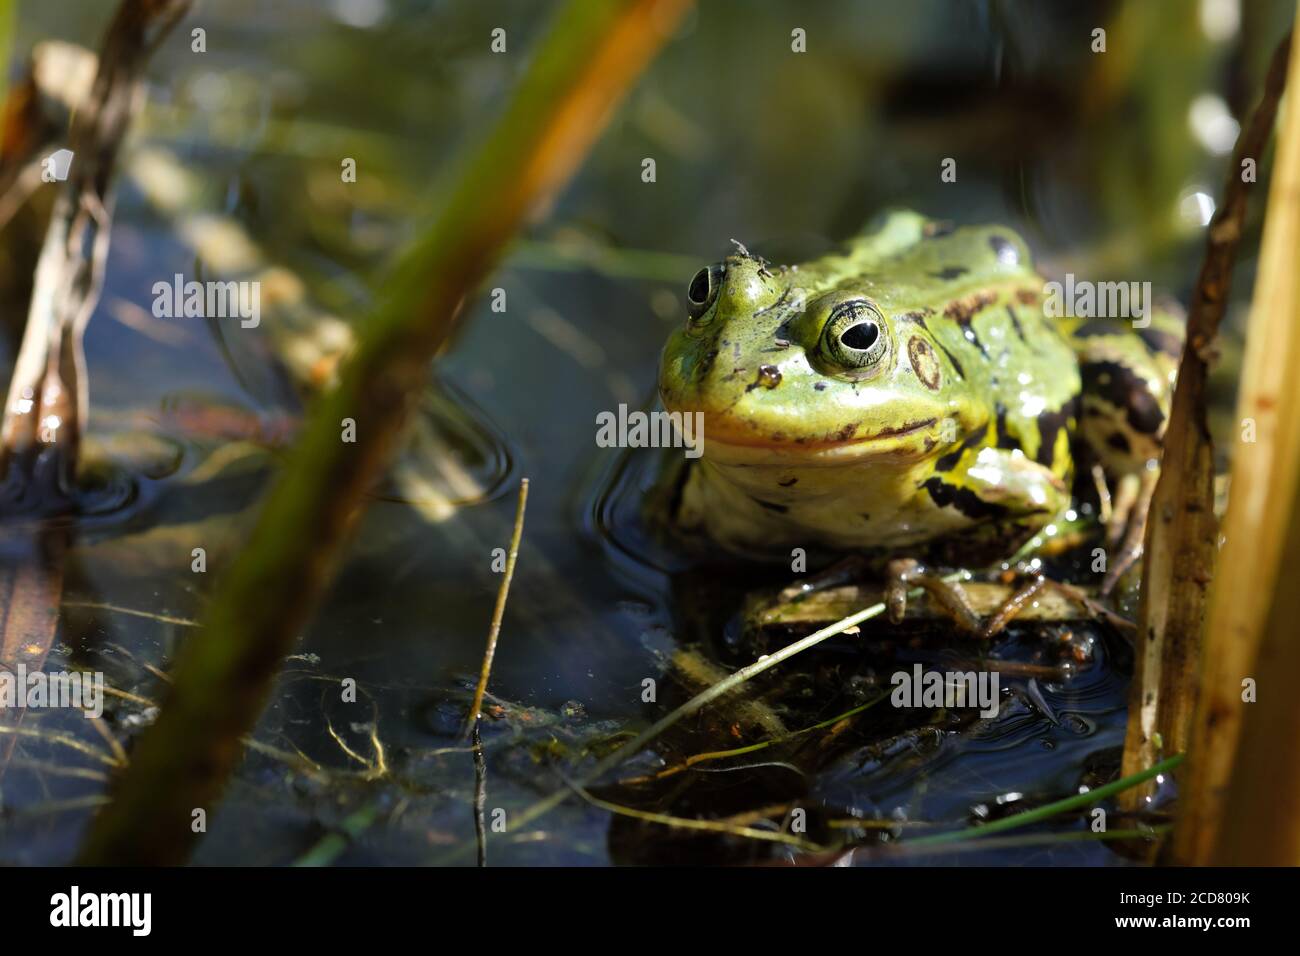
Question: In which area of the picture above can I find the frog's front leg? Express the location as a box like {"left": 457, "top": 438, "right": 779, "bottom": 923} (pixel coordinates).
{"left": 884, "top": 448, "right": 1069, "bottom": 632}
{"left": 927, "top": 445, "right": 1070, "bottom": 555}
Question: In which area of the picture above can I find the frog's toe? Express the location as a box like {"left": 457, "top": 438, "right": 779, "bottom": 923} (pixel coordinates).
{"left": 886, "top": 558, "right": 982, "bottom": 633}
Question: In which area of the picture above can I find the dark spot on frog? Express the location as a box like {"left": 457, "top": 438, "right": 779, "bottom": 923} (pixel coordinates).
{"left": 778, "top": 476, "right": 798, "bottom": 487}
{"left": 929, "top": 266, "right": 969, "bottom": 280}
{"left": 923, "top": 476, "right": 1008, "bottom": 520}
{"left": 1004, "top": 305, "right": 1026, "bottom": 343}
{"left": 944, "top": 290, "right": 998, "bottom": 325}
{"left": 1035, "top": 398, "right": 1078, "bottom": 467}
{"left": 933, "top": 340, "right": 965, "bottom": 379}
{"left": 962, "top": 326, "right": 991, "bottom": 359}
{"left": 1071, "top": 319, "right": 1121, "bottom": 339}
{"left": 1080, "top": 360, "right": 1164, "bottom": 434}
{"left": 988, "top": 235, "right": 1020, "bottom": 265}
{"left": 944, "top": 292, "right": 997, "bottom": 360}
{"left": 746, "top": 364, "right": 782, "bottom": 392}
{"left": 1107, "top": 431, "right": 1132, "bottom": 453}
{"left": 874, "top": 417, "right": 938, "bottom": 438}
{"left": 754, "top": 498, "right": 788, "bottom": 513}
{"left": 813, "top": 381, "right": 827, "bottom": 391}
{"left": 835, "top": 424, "right": 856, "bottom": 442}
{"left": 935, "top": 422, "right": 989, "bottom": 472}
{"left": 994, "top": 403, "right": 1019, "bottom": 451}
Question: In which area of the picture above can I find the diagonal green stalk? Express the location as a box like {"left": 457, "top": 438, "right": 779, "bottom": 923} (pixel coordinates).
{"left": 893, "top": 825, "right": 1172, "bottom": 857}
{"left": 903, "top": 753, "right": 1183, "bottom": 848}
{"left": 78, "top": 0, "right": 691, "bottom": 866}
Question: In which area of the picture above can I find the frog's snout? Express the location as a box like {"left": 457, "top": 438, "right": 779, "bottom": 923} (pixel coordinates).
{"left": 682, "top": 254, "right": 780, "bottom": 329}
{"left": 714, "top": 255, "right": 781, "bottom": 318}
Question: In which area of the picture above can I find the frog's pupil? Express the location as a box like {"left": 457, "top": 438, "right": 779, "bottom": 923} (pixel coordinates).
{"left": 688, "top": 268, "right": 712, "bottom": 304}
{"left": 840, "top": 321, "right": 879, "bottom": 351}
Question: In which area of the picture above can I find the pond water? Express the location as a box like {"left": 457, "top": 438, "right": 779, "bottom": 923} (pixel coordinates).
{"left": 0, "top": 0, "right": 1287, "bottom": 865}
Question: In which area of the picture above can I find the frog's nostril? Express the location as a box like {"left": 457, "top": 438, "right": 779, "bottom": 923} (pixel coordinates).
{"left": 840, "top": 321, "right": 879, "bottom": 351}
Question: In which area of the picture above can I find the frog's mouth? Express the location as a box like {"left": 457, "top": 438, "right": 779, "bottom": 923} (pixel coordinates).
{"left": 692, "top": 412, "right": 943, "bottom": 464}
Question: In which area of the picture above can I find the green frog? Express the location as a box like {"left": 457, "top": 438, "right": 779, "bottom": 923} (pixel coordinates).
{"left": 656, "top": 210, "right": 1182, "bottom": 625}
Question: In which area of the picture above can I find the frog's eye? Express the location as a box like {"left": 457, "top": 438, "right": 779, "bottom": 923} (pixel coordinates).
{"left": 686, "top": 263, "right": 725, "bottom": 321}
{"left": 822, "top": 300, "right": 890, "bottom": 373}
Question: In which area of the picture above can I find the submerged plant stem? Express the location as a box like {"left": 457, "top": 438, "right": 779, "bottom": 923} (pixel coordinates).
{"left": 618, "top": 692, "right": 890, "bottom": 785}
{"left": 563, "top": 776, "right": 824, "bottom": 852}
{"left": 472, "top": 722, "right": 487, "bottom": 868}
{"left": 465, "top": 477, "right": 529, "bottom": 734}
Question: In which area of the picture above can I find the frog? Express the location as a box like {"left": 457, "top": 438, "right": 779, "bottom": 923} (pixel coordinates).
{"left": 655, "top": 210, "right": 1183, "bottom": 631}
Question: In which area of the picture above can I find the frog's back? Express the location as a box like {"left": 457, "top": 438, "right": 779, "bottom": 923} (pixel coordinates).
{"left": 1059, "top": 307, "right": 1183, "bottom": 475}
{"left": 825, "top": 212, "right": 1182, "bottom": 482}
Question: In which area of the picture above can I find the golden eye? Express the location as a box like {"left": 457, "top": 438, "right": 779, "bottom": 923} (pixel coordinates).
{"left": 822, "top": 300, "right": 889, "bottom": 371}
{"left": 686, "top": 263, "right": 725, "bottom": 322}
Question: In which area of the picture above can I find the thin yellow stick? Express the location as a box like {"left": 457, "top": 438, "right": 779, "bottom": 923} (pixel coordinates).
{"left": 466, "top": 478, "right": 529, "bottom": 732}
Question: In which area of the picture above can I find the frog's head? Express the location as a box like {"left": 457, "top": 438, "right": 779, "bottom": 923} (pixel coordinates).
{"left": 658, "top": 249, "right": 976, "bottom": 465}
